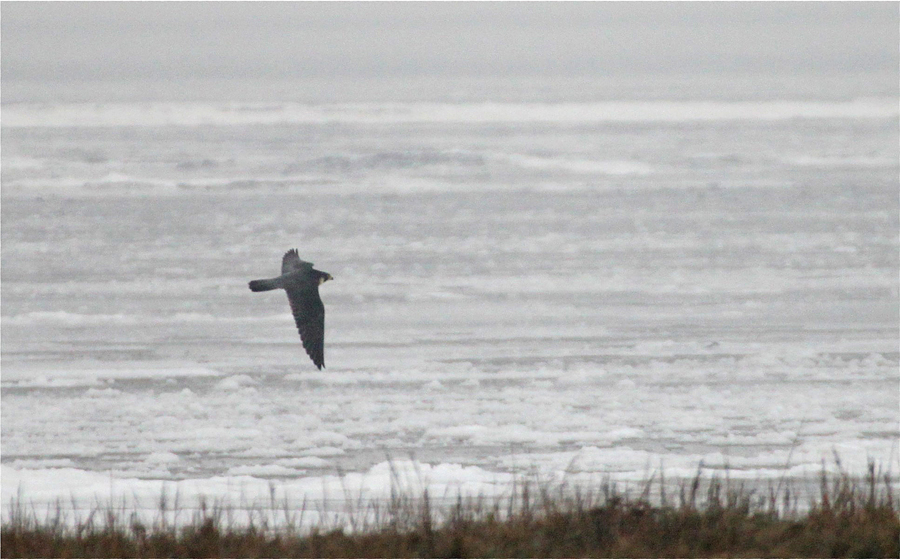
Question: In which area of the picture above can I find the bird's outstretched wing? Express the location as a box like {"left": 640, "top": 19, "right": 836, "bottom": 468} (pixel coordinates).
{"left": 282, "top": 249, "right": 314, "bottom": 276}
{"left": 284, "top": 284, "right": 325, "bottom": 369}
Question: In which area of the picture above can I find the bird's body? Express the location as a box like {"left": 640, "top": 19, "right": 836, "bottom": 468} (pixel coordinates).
{"left": 249, "top": 249, "right": 332, "bottom": 369}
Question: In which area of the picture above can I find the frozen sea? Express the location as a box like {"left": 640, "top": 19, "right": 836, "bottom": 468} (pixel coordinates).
{"left": 2, "top": 89, "right": 898, "bottom": 522}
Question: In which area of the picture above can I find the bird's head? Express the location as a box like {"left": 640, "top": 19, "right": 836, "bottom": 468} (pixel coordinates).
{"left": 318, "top": 273, "right": 334, "bottom": 285}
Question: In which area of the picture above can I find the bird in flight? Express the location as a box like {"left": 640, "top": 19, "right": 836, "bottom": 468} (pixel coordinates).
{"left": 249, "top": 249, "right": 333, "bottom": 369}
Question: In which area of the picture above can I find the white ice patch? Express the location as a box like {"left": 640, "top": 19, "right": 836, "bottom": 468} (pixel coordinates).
{"left": 3, "top": 459, "right": 522, "bottom": 526}
{"left": 214, "top": 374, "right": 259, "bottom": 391}
{"left": 502, "top": 154, "right": 653, "bottom": 175}
{"left": 555, "top": 366, "right": 608, "bottom": 385}
{"left": 145, "top": 452, "right": 181, "bottom": 465}
{"left": 3, "top": 99, "right": 896, "bottom": 128}
{"left": 1, "top": 363, "right": 223, "bottom": 385}
{"left": 2, "top": 310, "right": 288, "bottom": 326}
{"left": 300, "top": 446, "right": 346, "bottom": 458}
{"left": 227, "top": 464, "right": 303, "bottom": 477}
{"left": 291, "top": 431, "right": 359, "bottom": 450}
{"left": 782, "top": 154, "right": 899, "bottom": 168}
{"left": 276, "top": 457, "right": 331, "bottom": 469}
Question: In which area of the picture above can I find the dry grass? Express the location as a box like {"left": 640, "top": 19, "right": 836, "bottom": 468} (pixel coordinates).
{"left": 3, "top": 460, "right": 898, "bottom": 558}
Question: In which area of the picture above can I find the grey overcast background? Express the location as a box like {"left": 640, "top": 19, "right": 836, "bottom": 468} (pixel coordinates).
{"left": 2, "top": 1, "right": 898, "bottom": 103}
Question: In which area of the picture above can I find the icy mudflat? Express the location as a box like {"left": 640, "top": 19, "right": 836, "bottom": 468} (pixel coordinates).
{"left": 2, "top": 97, "right": 898, "bottom": 519}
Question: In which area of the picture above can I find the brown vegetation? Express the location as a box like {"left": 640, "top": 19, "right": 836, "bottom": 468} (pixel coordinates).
{"left": 3, "top": 462, "right": 897, "bottom": 558}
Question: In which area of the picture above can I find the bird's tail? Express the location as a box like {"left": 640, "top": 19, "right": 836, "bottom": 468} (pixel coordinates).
{"left": 248, "top": 278, "right": 282, "bottom": 292}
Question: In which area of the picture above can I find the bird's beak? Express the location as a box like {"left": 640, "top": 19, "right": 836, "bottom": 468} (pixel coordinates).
{"left": 327, "top": 274, "right": 334, "bottom": 282}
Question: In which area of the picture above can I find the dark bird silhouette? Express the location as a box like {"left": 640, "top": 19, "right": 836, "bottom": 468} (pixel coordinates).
{"left": 249, "top": 249, "right": 333, "bottom": 369}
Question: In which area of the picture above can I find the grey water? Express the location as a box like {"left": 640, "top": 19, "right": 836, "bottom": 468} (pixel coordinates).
{"left": 2, "top": 77, "right": 898, "bottom": 489}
